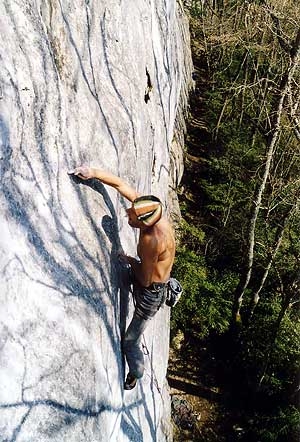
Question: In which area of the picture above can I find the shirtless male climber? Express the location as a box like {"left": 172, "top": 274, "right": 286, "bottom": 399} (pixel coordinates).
{"left": 70, "top": 165, "right": 176, "bottom": 390}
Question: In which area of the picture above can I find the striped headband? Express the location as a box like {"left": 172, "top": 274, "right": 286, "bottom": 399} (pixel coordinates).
{"left": 132, "top": 195, "right": 163, "bottom": 226}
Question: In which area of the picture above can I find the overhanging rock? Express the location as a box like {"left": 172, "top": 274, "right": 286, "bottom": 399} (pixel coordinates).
{"left": 0, "top": 1, "right": 193, "bottom": 440}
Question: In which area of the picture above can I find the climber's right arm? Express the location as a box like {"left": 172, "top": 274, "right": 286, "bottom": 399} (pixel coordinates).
{"left": 70, "top": 165, "right": 139, "bottom": 202}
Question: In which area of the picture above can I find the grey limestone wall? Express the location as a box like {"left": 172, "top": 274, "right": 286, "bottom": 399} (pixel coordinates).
{"left": 0, "top": 1, "right": 193, "bottom": 441}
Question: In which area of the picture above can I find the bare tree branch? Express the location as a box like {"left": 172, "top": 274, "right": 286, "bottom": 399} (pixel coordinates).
{"left": 232, "top": 26, "right": 300, "bottom": 323}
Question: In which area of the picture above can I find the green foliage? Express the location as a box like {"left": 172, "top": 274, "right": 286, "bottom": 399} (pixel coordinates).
{"left": 176, "top": 218, "right": 205, "bottom": 251}
{"left": 171, "top": 234, "right": 237, "bottom": 339}
{"left": 176, "top": 1, "right": 300, "bottom": 440}
{"left": 246, "top": 406, "right": 300, "bottom": 442}
{"left": 188, "top": 1, "right": 204, "bottom": 18}
{"left": 236, "top": 295, "right": 300, "bottom": 398}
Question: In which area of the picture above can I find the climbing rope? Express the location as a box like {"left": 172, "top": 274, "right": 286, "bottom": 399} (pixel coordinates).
{"left": 141, "top": 333, "right": 164, "bottom": 401}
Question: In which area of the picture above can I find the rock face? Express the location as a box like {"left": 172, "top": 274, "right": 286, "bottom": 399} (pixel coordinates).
{"left": 0, "top": 1, "right": 192, "bottom": 440}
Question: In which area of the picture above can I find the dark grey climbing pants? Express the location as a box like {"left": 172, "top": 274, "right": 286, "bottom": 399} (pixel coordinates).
{"left": 123, "top": 282, "right": 167, "bottom": 379}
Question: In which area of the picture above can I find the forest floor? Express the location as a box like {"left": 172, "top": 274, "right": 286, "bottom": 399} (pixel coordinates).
{"left": 167, "top": 333, "right": 244, "bottom": 442}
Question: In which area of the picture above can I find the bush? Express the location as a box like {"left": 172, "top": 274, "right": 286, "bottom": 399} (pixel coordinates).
{"left": 171, "top": 226, "right": 237, "bottom": 338}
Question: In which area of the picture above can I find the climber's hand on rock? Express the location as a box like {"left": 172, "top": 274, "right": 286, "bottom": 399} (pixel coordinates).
{"left": 118, "top": 253, "right": 137, "bottom": 265}
{"left": 68, "top": 165, "right": 94, "bottom": 180}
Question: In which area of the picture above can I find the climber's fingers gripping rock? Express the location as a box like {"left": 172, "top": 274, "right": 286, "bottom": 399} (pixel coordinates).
{"left": 69, "top": 165, "right": 94, "bottom": 180}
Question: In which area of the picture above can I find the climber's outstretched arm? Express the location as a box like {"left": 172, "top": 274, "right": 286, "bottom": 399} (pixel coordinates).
{"left": 70, "top": 165, "right": 139, "bottom": 202}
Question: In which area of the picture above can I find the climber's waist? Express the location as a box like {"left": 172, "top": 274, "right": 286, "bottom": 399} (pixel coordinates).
{"left": 146, "top": 282, "right": 167, "bottom": 292}
{"left": 134, "top": 282, "right": 167, "bottom": 320}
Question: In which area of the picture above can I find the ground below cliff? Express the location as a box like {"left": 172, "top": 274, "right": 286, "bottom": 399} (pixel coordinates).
{"left": 167, "top": 333, "right": 244, "bottom": 442}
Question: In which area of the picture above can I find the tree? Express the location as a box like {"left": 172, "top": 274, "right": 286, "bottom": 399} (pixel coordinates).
{"left": 233, "top": 23, "right": 300, "bottom": 323}
{"left": 177, "top": 1, "right": 300, "bottom": 439}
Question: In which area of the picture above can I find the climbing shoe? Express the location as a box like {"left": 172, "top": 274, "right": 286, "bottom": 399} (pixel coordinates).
{"left": 124, "top": 373, "right": 137, "bottom": 390}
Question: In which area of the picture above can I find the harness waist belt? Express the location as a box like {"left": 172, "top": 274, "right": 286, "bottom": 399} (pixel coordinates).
{"left": 147, "top": 282, "right": 167, "bottom": 291}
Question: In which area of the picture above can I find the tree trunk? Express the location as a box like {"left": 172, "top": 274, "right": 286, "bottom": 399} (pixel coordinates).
{"left": 232, "top": 27, "right": 300, "bottom": 324}
{"left": 247, "top": 211, "right": 291, "bottom": 322}
{"left": 258, "top": 284, "right": 298, "bottom": 389}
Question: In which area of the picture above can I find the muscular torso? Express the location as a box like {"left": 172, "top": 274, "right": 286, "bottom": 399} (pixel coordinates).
{"left": 136, "top": 218, "right": 175, "bottom": 285}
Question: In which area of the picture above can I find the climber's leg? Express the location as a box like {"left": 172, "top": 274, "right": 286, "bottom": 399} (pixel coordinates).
{"left": 123, "top": 312, "right": 149, "bottom": 381}
{"left": 122, "top": 282, "right": 166, "bottom": 389}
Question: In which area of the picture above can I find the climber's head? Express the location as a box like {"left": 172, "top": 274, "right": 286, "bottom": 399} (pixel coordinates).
{"left": 127, "top": 195, "right": 162, "bottom": 228}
